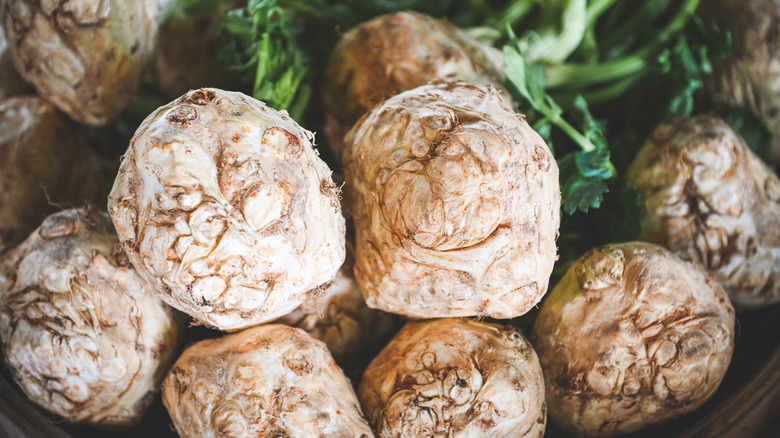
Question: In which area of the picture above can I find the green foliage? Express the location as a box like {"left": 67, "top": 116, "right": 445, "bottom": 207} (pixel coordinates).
{"left": 219, "top": 0, "right": 310, "bottom": 121}
{"left": 167, "top": 0, "right": 759, "bottom": 333}
{"left": 556, "top": 96, "right": 613, "bottom": 214}
{"left": 177, "top": 0, "right": 738, "bottom": 228}
{"left": 504, "top": 33, "right": 615, "bottom": 214}
{"left": 590, "top": 6, "right": 733, "bottom": 173}
{"left": 656, "top": 16, "right": 730, "bottom": 117}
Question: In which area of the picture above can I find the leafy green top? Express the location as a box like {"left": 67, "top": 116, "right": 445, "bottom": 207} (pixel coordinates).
{"left": 172, "top": 0, "right": 743, "bottom": 218}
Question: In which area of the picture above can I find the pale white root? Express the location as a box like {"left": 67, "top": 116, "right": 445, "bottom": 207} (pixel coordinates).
{"left": 359, "top": 318, "right": 546, "bottom": 438}
{"left": 108, "top": 88, "right": 346, "bottom": 331}
{"left": 344, "top": 80, "right": 560, "bottom": 319}
{"left": 628, "top": 116, "right": 780, "bottom": 308}
{"left": 0, "top": 206, "right": 182, "bottom": 428}
{"left": 532, "top": 242, "right": 735, "bottom": 437}
{"left": 162, "top": 324, "right": 374, "bottom": 438}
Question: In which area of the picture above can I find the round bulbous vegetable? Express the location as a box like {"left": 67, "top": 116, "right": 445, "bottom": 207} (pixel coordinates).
{"left": 323, "top": 11, "right": 506, "bottom": 161}
{"left": 627, "top": 116, "right": 780, "bottom": 309}
{"left": 359, "top": 318, "right": 546, "bottom": 438}
{"left": 0, "top": 206, "right": 182, "bottom": 428}
{"left": 108, "top": 88, "right": 346, "bottom": 331}
{"left": 274, "top": 264, "right": 397, "bottom": 359}
{"left": 0, "top": 96, "right": 113, "bottom": 254}
{"left": 532, "top": 242, "right": 735, "bottom": 437}
{"left": 162, "top": 324, "right": 374, "bottom": 437}
{"left": 0, "top": 0, "right": 169, "bottom": 126}
{"left": 698, "top": 0, "right": 780, "bottom": 163}
{"left": 344, "top": 81, "right": 560, "bottom": 319}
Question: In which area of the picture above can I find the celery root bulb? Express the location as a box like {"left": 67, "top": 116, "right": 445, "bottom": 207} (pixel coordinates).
{"left": 322, "top": 11, "right": 506, "bottom": 160}
{"left": 0, "top": 207, "right": 182, "bottom": 428}
{"left": 162, "top": 324, "right": 374, "bottom": 437}
{"left": 359, "top": 318, "right": 546, "bottom": 438}
{"left": 1, "top": 0, "right": 168, "bottom": 126}
{"left": 532, "top": 242, "right": 735, "bottom": 437}
{"left": 698, "top": 0, "right": 780, "bottom": 164}
{"left": 108, "top": 88, "right": 346, "bottom": 331}
{"left": 344, "top": 81, "right": 559, "bottom": 319}
{"left": 627, "top": 116, "right": 780, "bottom": 308}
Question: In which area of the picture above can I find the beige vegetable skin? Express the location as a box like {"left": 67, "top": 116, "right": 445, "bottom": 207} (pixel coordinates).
{"left": 359, "top": 318, "right": 546, "bottom": 438}
{"left": 699, "top": 0, "right": 780, "bottom": 164}
{"left": 1, "top": 0, "right": 167, "bottom": 126}
{"left": 0, "top": 96, "right": 112, "bottom": 254}
{"left": 0, "top": 207, "right": 182, "bottom": 428}
{"left": 323, "top": 11, "right": 506, "bottom": 159}
{"left": 532, "top": 242, "right": 735, "bottom": 437}
{"left": 162, "top": 324, "right": 374, "bottom": 438}
{"left": 108, "top": 88, "right": 346, "bottom": 331}
{"left": 274, "top": 265, "right": 397, "bottom": 359}
{"left": 344, "top": 81, "right": 560, "bottom": 319}
{"left": 627, "top": 116, "right": 780, "bottom": 308}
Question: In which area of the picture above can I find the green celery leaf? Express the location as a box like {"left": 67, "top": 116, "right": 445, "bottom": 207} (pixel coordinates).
{"left": 560, "top": 172, "right": 609, "bottom": 214}
{"left": 503, "top": 32, "right": 614, "bottom": 215}
{"left": 575, "top": 148, "right": 612, "bottom": 179}
{"left": 219, "top": 0, "right": 311, "bottom": 121}
{"left": 571, "top": 95, "right": 608, "bottom": 152}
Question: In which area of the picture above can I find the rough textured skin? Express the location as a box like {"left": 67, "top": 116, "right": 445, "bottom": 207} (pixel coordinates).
{"left": 323, "top": 11, "right": 506, "bottom": 161}
{"left": 162, "top": 324, "right": 374, "bottom": 438}
{"left": 359, "top": 318, "right": 546, "bottom": 438}
{"left": 1, "top": 0, "right": 168, "bottom": 126}
{"left": 699, "top": 0, "right": 780, "bottom": 163}
{"left": 532, "top": 242, "right": 735, "bottom": 437}
{"left": 0, "top": 25, "right": 31, "bottom": 99}
{"left": 0, "top": 207, "right": 182, "bottom": 428}
{"left": 627, "top": 116, "right": 780, "bottom": 309}
{"left": 274, "top": 264, "right": 397, "bottom": 359}
{"left": 108, "top": 88, "right": 346, "bottom": 331}
{"left": 0, "top": 96, "right": 113, "bottom": 254}
{"left": 344, "top": 81, "right": 560, "bottom": 319}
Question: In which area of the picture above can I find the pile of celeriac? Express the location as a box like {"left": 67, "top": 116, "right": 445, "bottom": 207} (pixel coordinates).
{"left": 1, "top": 1, "right": 779, "bottom": 437}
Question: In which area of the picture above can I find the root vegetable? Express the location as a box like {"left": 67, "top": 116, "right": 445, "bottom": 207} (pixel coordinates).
{"left": 274, "top": 264, "right": 397, "bottom": 359}
{"left": 161, "top": 324, "right": 374, "bottom": 437}
{"left": 627, "top": 116, "right": 780, "bottom": 308}
{"left": 0, "top": 96, "right": 113, "bottom": 254}
{"left": 0, "top": 206, "right": 182, "bottom": 428}
{"left": 108, "top": 88, "right": 346, "bottom": 331}
{"left": 532, "top": 242, "right": 735, "bottom": 437}
{"left": 0, "top": 0, "right": 169, "bottom": 126}
{"left": 323, "top": 11, "right": 506, "bottom": 160}
{"left": 698, "top": 0, "right": 780, "bottom": 163}
{"left": 358, "top": 318, "right": 546, "bottom": 438}
{"left": 344, "top": 81, "right": 559, "bottom": 319}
